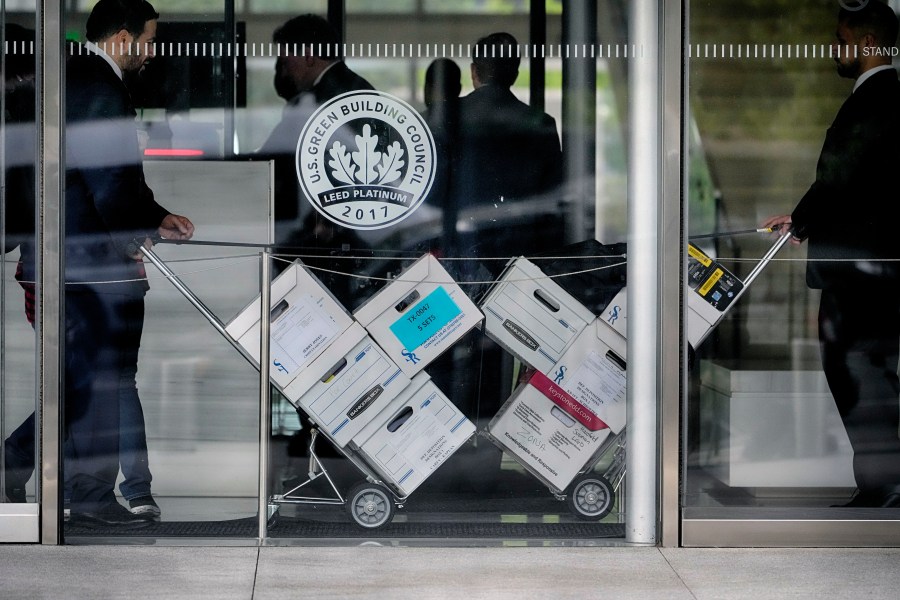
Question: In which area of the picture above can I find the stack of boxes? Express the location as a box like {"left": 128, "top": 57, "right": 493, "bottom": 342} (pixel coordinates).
{"left": 226, "top": 255, "right": 480, "bottom": 498}
{"left": 226, "top": 239, "right": 760, "bottom": 507}
{"left": 481, "top": 257, "right": 627, "bottom": 493}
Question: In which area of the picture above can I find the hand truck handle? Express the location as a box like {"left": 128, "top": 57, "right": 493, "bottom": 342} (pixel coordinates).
{"left": 741, "top": 229, "right": 793, "bottom": 289}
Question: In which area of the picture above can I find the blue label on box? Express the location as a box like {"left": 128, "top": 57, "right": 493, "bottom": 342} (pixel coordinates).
{"left": 389, "top": 287, "right": 462, "bottom": 352}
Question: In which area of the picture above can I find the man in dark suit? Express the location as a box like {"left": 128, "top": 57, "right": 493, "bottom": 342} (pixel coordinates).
{"left": 4, "top": 0, "right": 194, "bottom": 527}
{"left": 257, "top": 13, "right": 373, "bottom": 243}
{"left": 457, "top": 32, "right": 562, "bottom": 208}
{"left": 451, "top": 32, "right": 563, "bottom": 274}
{"left": 764, "top": 1, "right": 900, "bottom": 508}
{"left": 256, "top": 15, "right": 375, "bottom": 470}
{"left": 256, "top": 14, "right": 376, "bottom": 311}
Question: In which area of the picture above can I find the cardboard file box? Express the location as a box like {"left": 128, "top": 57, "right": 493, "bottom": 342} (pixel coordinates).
{"left": 550, "top": 318, "right": 627, "bottom": 434}
{"left": 294, "top": 322, "right": 410, "bottom": 447}
{"left": 353, "top": 254, "right": 483, "bottom": 377}
{"left": 481, "top": 258, "right": 595, "bottom": 374}
{"left": 351, "top": 372, "right": 475, "bottom": 497}
{"left": 488, "top": 369, "right": 614, "bottom": 493}
{"left": 224, "top": 260, "right": 353, "bottom": 391}
{"left": 601, "top": 245, "right": 746, "bottom": 348}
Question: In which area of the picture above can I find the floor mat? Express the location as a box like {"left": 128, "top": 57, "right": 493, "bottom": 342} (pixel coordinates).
{"left": 64, "top": 517, "right": 624, "bottom": 539}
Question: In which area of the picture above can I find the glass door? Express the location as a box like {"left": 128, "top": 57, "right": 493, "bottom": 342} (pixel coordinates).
{"left": 683, "top": 0, "right": 900, "bottom": 546}
{"left": 1, "top": 0, "right": 40, "bottom": 543}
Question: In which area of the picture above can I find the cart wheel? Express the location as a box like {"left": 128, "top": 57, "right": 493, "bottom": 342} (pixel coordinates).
{"left": 346, "top": 482, "right": 394, "bottom": 530}
{"left": 567, "top": 474, "right": 614, "bottom": 520}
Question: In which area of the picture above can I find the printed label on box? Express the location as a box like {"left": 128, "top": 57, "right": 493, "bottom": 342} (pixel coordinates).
{"left": 559, "top": 350, "right": 626, "bottom": 433}
{"left": 529, "top": 371, "right": 608, "bottom": 432}
{"left": 389, "top": 287, "right": 462, "bottom": 352}
{"left": 372, "top": 392, "right": 466, "bottom": 483}
{"left": 353, "top": 254, "right": 483, "bottom": 377}
{"left": 356, "top": 380, "right": 474, "bottom": 496}
{"left": 226, "top": 261, "right": 353, "bottom": 391}
{"left": 270, "top": 294, "right": 341, "bottom": 374}
{"left": 598, "top": 288, "right": 628, "bottom": 341}
{"left": 489, "top": 380, "right": 611, "bottom": 492}
{"left": 480, "top": 258, "right": 594, "bottom": 374}
{"left": 299, "top": 339, "right": 404, "bottom": 444}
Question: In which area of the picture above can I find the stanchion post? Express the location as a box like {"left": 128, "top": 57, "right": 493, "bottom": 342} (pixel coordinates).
{"left": 626, "top": 0, "right": 660, "bottom": 545}
{"left": 257, "top": 250, "right": 272, "bottom": 542}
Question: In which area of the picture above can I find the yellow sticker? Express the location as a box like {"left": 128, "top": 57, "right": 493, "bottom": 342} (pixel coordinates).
{"left": 699, "top": 268, "right": 723, "bottom": 296}
{"left": 688, "top": 244, "right": 712, "bottom": 267}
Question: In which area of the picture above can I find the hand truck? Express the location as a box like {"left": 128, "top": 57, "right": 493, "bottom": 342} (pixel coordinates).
{"left": 486, "top": 231, "right": 792, "bottom": 520}
{"left": 139, "top": 245, "right": 408, "bottom": 530}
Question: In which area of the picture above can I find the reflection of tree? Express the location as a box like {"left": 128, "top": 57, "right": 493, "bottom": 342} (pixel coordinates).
{"left": 691, "top": 0, "right": 849, "bottom": 142}
{"left": 689, "top": 0, "right": 842, "bottom": 356}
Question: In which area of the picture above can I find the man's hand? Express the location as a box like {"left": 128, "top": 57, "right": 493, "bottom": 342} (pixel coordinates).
{"left": 158, "top": 214, "right": 195, "bottom": 241}
{"left": 762, "top": 215, "right": 803, "bottom": 245}
{"left": 129, "top": 214, "right": 195, "bottom": 260}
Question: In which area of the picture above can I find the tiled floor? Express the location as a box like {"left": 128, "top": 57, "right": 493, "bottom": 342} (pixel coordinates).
{"left": 2, "top": 545, "right": 900, "bottom": 599}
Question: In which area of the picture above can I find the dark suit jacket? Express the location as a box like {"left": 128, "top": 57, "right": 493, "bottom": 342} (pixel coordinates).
{"left": 65, "top": 51, "right": 169, "bottom": 296}
{"left": 446, "top": 84, "right": 563, "bottom": 269}
{"left": 792, "top": 68, "right": 900, "bottom": 290}
{"left": 453, "top": 84, "right": 563, "bottom": 210}
{"left": 311, "top": 61, "right": 374, "bottom": 106}
{"left": 3, "top": 78, "right": 36, "bottom": 259}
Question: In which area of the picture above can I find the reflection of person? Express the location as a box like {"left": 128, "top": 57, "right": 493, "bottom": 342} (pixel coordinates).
{"left": 257, "top": 14, "right": 374, "bottom": 310}
{"left": 451, "top": 32, "right": 563, "bottom": 276}
{"left": 257, "top": 13, "right": 374, "bottom": 242}
{"left": 421, "top": 59, "right": 462, "bottom": 251}
{"left": 454, "top": 32, "right": 562, "bottom": 209}
{"left": 763, "top": 2, "right": 900, "bottom": 508}
{"left": 2, "top": 25, "right": 37, "bottom": 505}
{"left": 258, "top": 15, "right": 376, "bottom": 472}
{"left": 2, "top": 22, "right": 164, "bottom": 517}
{"left": 6, "top": 0, "right": 195, "bottom": 527}
{"left": 3, "top": 23, "right": 37, "bottom": 263}
{"left": 423, "top": 58, "right": 462, "bottom": 122}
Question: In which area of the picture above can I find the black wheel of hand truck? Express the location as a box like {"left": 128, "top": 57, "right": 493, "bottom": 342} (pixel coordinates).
{"left": 566, "top": 474, "right": 615, "bottom": 520}
{"left": 346, "top": 482, "right": 394, "bottom": 530}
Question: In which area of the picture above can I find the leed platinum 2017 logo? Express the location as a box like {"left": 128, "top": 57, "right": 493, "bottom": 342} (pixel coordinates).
{"left": 296, "top": 90, "right": 435, "bottom": 230}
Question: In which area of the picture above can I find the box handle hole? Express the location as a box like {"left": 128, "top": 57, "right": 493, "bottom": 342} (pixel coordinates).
{"left": 533, "top": 289, "right": 560, "bottom": 312}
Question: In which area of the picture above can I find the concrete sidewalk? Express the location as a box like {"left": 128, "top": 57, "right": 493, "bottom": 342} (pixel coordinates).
{"left": 1, "top": 545, "right": 899, "bottom": 599}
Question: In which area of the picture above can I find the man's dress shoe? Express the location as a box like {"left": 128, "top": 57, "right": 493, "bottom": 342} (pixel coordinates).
{"left": 69, "top": 502, "right": 154, "bottom": 529}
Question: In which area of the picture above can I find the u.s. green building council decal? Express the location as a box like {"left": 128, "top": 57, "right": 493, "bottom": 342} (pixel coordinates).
{"left": 296, "top": 90, "right": 436, "bottom": 230}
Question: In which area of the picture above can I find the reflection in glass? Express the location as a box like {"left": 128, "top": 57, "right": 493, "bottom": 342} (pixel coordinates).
{"left": 685, "top": 0, "right": 900, "bottom": 516}
{"left": 2, "top": 20, "right": 38, "bottom": 507}
{"left": 32, "top": 0, "right": 635, "bottom": 541}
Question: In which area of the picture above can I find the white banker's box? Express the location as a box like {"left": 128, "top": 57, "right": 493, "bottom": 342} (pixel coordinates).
{"left": 488, "top": 319, "right": 626, "bottom": 492}
{"left": 481, "top": 257, "right": 595, "bottom": 374}
{"left": 351, "top": 372, "right": 475, "bottom": 497}
{"left": 601, "top": 243, "right": 745, "bottom": 348}
{"left": 294, "top": 323, "right": 411, "bottom": 447}
{"left": 550, "top": 319, "right": 627, "bottom": 434}
{"left": 353, "top": 254, "right": 483, "bottom": 377}
{"left": 224, "top": 260, "right": 353, "bottom": 392}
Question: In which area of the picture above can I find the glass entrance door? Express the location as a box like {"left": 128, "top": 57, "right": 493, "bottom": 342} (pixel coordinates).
{"left": 683, "top": 0, "right": 900, "bottom": 546}
{"left": 1, "top": 0, "right": 39, "bottom": 543}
